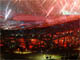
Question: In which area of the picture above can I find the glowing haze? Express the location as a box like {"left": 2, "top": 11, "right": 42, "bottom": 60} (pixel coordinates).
{"left": 13, "top": 0, "right": 80, "bottom": 16}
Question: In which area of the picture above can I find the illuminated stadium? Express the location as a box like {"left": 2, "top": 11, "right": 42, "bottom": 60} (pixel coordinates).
{"left": 0, "top": 0, "right": 80, "bottom": 60}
